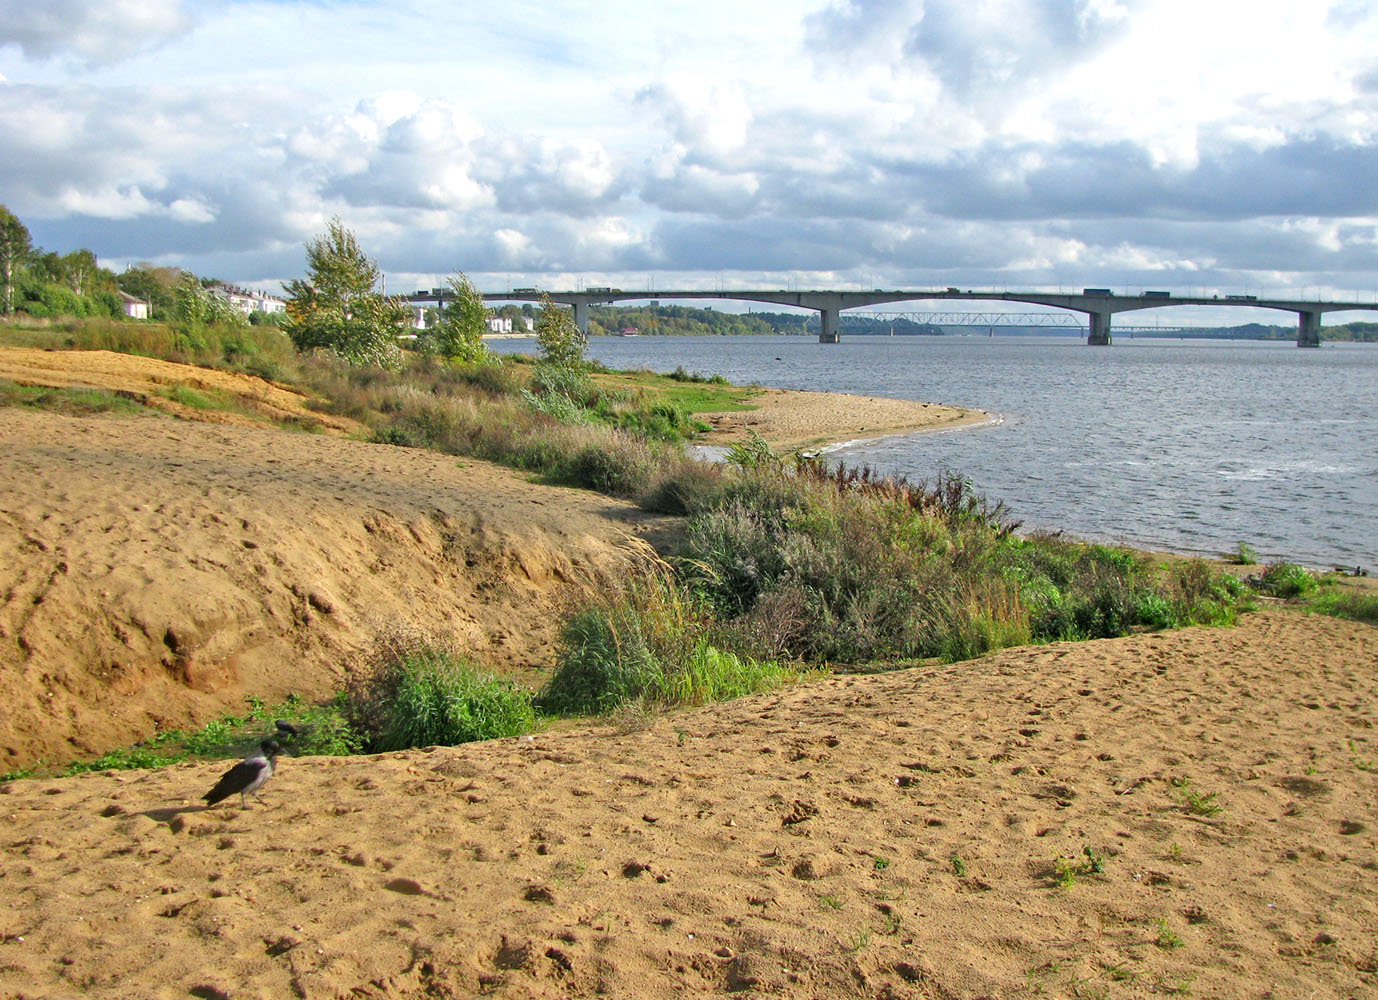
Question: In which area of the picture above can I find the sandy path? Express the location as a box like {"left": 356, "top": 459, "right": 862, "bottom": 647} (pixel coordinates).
{"left": 0, "top": 609, "right": 1373, "bottom": 999}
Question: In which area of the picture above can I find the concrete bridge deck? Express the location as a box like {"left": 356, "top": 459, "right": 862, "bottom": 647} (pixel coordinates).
{"left": 405, "top": 287, "right": 1378, "bottom": 347}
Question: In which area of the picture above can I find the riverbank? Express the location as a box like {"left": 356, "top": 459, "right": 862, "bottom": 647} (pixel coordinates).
{"left": 693, "top": 386, "right": 986, "bottom": 451}
{"left": 2, "top": 348, "right": 1376, "bottom": 998}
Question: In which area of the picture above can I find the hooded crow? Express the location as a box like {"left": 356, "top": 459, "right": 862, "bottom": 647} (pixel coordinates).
{"left": 203, "top": 740, "right": 280, "bottom": 809}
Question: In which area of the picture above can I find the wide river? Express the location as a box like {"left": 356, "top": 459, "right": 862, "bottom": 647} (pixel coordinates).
{"left": 503, "top": 334, "right": 1378, "bottom": 570}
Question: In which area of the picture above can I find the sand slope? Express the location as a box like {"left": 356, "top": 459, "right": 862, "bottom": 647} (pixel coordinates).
{"left": 0, "top": 407, "right": 665, "bottom": 769}
{"left": 0, "top": 610, "right": 1374, "bottom": 999}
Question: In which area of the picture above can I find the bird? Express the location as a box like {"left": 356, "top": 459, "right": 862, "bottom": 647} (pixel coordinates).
{"left": 202, "top": 740, "right": 280, "bottom": 809}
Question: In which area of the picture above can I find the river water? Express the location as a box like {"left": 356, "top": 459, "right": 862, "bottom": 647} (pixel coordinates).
{"left": 502, "top": 334, "right": 1378, "bottom": 570}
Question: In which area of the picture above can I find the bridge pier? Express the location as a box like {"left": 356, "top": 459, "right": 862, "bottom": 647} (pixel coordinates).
{"left": 1297, "top": 310, "right": 1321, "bottom": 348}
{"left": 573, "top": 300, "right": 589, "bottom": 335}
{"left": 1088, "top": 311, "right": 1112, "bottom": 346}
{"left": 818, "top": 307, "right": 840, "bottom": 344}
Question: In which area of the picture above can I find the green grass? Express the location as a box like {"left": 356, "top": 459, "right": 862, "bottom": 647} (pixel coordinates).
{"left": 0, "top": 315, "right": 296, "bottom": 381}
{"left": 0, "top": 379, "right": 145, "bottom": 416}
{"left": 345, "top": 636, "right": 537, "bottom": 751}
{"left": 161, "top": 384, "right": 234, "bottom": 410}
{"left": 1154, "top": 918, "right": 1185, "bottom": 950}
{"left": 1171, "top": 777, "right": 1223, "bottom": 816}
{"left": 1254, "top": 562, "right": 1319, "bottom": 598}
{"left": 1225, "top": 541, "right": 1259, "bottom": 565}
{"left": 593, "top": 366, "right": 759, "bottom": 415}
{"left": 1297, "top": 586, "right": 1378, "bottom": 625}
{"left": 58, "top": 693, "right": 360, "bottom": 777}
{"left": 538, "top": 573, "right": 809, "bottom": 715}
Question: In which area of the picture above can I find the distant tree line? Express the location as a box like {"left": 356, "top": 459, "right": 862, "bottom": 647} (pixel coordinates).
{"left": 1176, "top": 322, "right": 1378, "bottom": 342}
{"left": 585, "top": 304, "right": 943, "bottom": 336}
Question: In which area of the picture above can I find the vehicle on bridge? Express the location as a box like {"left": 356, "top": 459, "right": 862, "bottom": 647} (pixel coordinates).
{"left": 1143, "top": 290, "right": 1171, "bottom": 298}
{"left": 512, "top": 287, "right": 540, "bottom": 294}
{"left": 1083, "top": 287, "right": 1113, "bottom": 296}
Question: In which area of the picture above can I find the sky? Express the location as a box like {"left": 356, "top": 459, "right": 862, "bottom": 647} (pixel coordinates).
{"left": 4, "top": 0, "right": 1378, "bottom": 317}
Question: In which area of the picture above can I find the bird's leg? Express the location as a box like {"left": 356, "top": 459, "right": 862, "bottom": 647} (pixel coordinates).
{"left": 240, "top": 791, "right": 250, "bottom": 809}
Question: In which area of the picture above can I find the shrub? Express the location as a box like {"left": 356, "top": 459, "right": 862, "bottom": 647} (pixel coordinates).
{"left": 639, "top": 456, "right": 727, "bottom": 515}
{"left": 566, "top": 439, "right": 659, "bottom": 497}
{"left": 539, "top": 574, "right": 801, "bottom": 715}
{"left": 346, "top": 636, "right": 535, "bottom": 751}
{"left": 1256, "top": 562, "right": 1318, "bottom": 598}
{"left": 529, "top": 361, "right": 598, "bottom": 407}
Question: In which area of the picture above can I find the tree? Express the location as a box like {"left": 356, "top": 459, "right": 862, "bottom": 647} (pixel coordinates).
{"left": 118, "top": 264, "right": 181, "bottom": 317}
{"left": 283, "top": 219, "right": 407, "bottom": 369}
{"left": 534, "top": 293, "right": 587, "bottom": 369}
{"left": 0, "top": 205, "right": 32, "bottom": 314}
{"left": 171, "top": 272, "right": 246, "bottom": 328}
{"left": 429, "top": 271, "right": 493, "bottom": 363}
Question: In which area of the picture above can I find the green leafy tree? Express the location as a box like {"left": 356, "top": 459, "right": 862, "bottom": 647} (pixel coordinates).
{"left": 283, "top": 219, "right": 407, "bottom": 369}
{"left": 0, "top": 205, "right": 32, "bottom": 314}
{"left": 117, "top": 264, "right": 181, "bottom": 317}
{"left": 431, "top": 271, "right": 493, "bottom": 363}
{"left": 534, "top": 293, "right": 587, "bottom": 370}
{"left": 171, "top": 273, "right": 247, "bottom": 328}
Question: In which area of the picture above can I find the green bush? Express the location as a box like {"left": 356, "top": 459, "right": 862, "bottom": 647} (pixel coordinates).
{"left": 529, "top": 361, "right": 598, "bottom": 407}
{"left": 566, "top": 439, "right": 660, "bottom": 497}
{"left": 1257, "top": 562, "right": 1318, "bottom": 598}
{"left": 639, "top": 456, "right": 727, "bottom": 515}
{"left": 347, "top": 639, "right": 535, "bottom": 751}
{"left": 539, "top": 575, "right": 801, "bottom": 715}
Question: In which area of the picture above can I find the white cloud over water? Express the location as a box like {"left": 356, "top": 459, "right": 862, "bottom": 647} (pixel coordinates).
{"left": 1, "top": 0, "right": 1377, "bottom": 301}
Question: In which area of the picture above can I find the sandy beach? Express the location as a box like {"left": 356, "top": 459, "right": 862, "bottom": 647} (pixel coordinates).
{"left": 0, "top": 347, "right": 1374, "bottom": 999}
{"left": 693, "top": 387, "right": 988, "bottom": 451}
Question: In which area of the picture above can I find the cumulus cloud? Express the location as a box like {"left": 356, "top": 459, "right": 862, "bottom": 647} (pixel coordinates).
{"left": 6, "top": 0, "right": 1378, "bottom": 300}
{"left": 906, "top": 0, "right": 1135, "bottom": 99}
{"left": 636, "top": 77, "right": 754, "bottom": 159}
{"left": 0, "top": 0, "right": 193, "bottom": 64}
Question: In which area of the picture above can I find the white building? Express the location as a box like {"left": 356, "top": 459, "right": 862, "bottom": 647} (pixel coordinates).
{"left": 209, "top": 284, "right": 287, "bottom": 316}
{"left": 118, "top": 291, "right": 149, "bottom": 320}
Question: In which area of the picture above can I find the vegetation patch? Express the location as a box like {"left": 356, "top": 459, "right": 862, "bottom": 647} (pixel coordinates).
{"left": 539, "top": 573, "right": 808, "bottom": 716}
{"left": 345, "top": 634, "right": 537, "bottom": 751}
{"left": 0, "top": 378, "right": 145, "bottom": 416}
{"left": 56, "top": 693, "right": 359, "bottom": 777}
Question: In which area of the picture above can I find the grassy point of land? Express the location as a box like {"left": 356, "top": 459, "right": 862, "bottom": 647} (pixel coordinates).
{"left": 590, "top": 367, "right": 764, "bottom": 416}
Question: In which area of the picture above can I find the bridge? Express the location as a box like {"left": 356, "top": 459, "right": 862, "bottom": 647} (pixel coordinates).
{"left": 404, "top": 287, "right": 1378, "bottom": 347}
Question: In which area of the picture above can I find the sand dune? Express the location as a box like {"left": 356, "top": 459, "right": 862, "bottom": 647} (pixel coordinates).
{"left": 0, "top": 406, "right": 667, "bottom": 769}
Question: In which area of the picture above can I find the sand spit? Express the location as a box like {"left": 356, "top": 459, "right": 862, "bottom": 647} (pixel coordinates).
{"left": 1, "top": 610, "right": 1375, "bottom": 999}
{"left": 695, "top": 387, "right": 986, "bottom": 451}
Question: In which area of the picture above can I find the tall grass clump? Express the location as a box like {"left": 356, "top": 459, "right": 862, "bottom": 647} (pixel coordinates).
{"left": 681, "top": 465, "right": 1028, "bottom": 663}
{"left": 346, "top": 634, "right": 536, "bottom": 751}
{"left": 4, "top": 315, "right": 298, "bottom": 379}
{"left": 1302, "top": 588, "right": 1378, "bottom": 625}
{"left": 1255, "top": 561, "right": 1319, "bottom": 598}
{"left": 672, "top": 461, "right": 1244, "bottom": 668}
{"left": 539, "top": 573, "right": 804, "bottom": 715}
